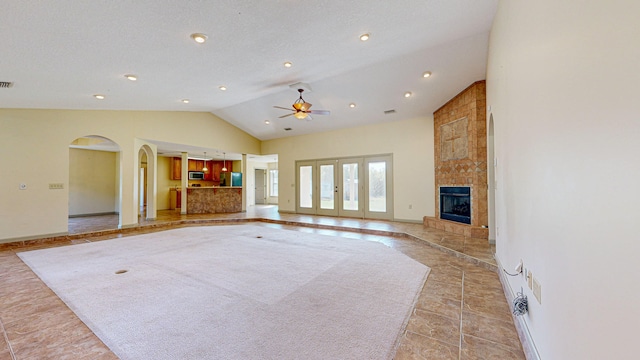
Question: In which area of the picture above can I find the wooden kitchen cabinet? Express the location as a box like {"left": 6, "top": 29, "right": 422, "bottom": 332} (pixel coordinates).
{"left": 211, "top": 161, "right": 232, "bottom": 181}
{"left": 171, "top": 157, "right": 182, "bottom": 180}
{"left": 171, "top": 158, "right": 213, "bottom": 180}
{"left": 204, "top": 160, "right": 213, "bottom": 180}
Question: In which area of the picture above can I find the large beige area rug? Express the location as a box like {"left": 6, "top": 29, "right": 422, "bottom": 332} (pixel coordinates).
{"left": 18, "top": 225, "right": 429, "bottom": 360}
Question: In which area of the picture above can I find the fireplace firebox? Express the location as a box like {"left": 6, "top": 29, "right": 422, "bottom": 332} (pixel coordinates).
{"left": 439, "top": 186, "right": 471, "bottom": 224}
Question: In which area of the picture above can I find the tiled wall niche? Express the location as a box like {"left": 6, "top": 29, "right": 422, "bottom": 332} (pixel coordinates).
{"left": 424, "top": 81, "right": 489, "bottom": 239}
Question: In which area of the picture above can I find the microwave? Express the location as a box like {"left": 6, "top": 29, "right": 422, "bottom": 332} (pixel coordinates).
{"left": 188, "top": 171, "right": 205, "bottom": 180}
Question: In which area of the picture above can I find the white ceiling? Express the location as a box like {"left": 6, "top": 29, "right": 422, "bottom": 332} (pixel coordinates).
{"left": 1, "top": 0, "right": 497, "bottom": 149}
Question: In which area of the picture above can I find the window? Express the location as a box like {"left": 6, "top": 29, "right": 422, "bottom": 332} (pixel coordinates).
{"left": 269, "top": 169, "right": 279, "bottom": 197}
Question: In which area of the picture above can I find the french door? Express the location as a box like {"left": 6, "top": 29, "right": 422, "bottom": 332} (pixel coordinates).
{"left": 296, "top": 155, "right": 392, "bottom": 220}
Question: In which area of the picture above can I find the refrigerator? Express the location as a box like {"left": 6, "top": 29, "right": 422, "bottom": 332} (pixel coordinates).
{"left": 220, "top": 172, "right": 242, "bottom": 187}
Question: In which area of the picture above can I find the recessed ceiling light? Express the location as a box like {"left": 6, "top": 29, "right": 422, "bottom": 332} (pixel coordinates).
{"left": 219, "top": 86, "right": 227, "bottom": 91}
{"left": 422, "top": 71, "right": 432, "bottom": 78}
{"left": 181, "top": 99, "right": 190, "bottom": 104}
{"left": 94, "top": 94, "right": 105, "bottom": 100}
{"left": 284, "top": 61, "right": 292, "bottom": 68}
{"left": 190, "top": 33, "right": 208, "bottom": 44}
{"left": 404, "top": 91, "right": 412, "bottom": 98}
{"left": 359, "top": 33, "right": 370, "bottom": 41}
{"left": 124, "top": 74, "right": 137, "bottom": 81}
{"left": 349, "top": 103, "right": 356, "bottom": 108}
{"left": 264, "top": 120, "right": 270, "bottom": 125}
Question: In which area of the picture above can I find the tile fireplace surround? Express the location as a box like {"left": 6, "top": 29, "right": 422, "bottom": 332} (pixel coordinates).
{"left": 424, "top": 81, "right": 489, "bottom": 239}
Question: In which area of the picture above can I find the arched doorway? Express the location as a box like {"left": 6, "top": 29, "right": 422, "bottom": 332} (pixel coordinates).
{"left": 68, "top": 135, "right": 122, "bottom": 233}
{"left": 138, "top": 144, "right": 157, "bottom": 220}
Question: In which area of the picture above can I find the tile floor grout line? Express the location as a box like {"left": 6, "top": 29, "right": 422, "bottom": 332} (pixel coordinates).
{"left": 459, "top": 271, "right": 465, "bottom": 360}
{"left": 0, "top": 316, "right": 17, "bottom": 360}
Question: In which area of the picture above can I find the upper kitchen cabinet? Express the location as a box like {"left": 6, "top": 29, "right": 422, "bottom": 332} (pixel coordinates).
{"left": 171, "top": 157, "right": 182, "bottom": 180}
{"left": 169, "top": 158, "right": 230, "bottom": 182}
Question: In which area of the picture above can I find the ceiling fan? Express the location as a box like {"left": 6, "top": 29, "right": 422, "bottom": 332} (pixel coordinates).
{"left": 274, "top": 89, "right": 330, "bottom": 120}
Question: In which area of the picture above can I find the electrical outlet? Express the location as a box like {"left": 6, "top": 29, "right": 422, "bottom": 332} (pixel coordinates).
{"left": 532, "top": 277, "right": 542, "bottom": 304}
{"left": 49, "top": 183, "right": 64, "bottom": 190}
{"left": 527, "top": 270, "right": 533, "bottom": 289}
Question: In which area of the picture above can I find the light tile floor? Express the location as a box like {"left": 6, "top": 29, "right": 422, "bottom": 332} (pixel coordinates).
{"left": 0, "top": 207, "right": 523, "bottom": 359}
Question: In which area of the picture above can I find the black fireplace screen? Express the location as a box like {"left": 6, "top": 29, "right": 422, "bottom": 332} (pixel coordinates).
{"left": 439, "top": 186, "right": 471, "bottom": 224}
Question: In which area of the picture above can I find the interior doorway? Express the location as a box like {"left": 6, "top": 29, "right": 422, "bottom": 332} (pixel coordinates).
{"left": 255, "top": 169, "right": 266, "bottom": 205}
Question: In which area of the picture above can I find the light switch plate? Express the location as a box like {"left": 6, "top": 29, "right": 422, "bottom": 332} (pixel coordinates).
{"left": 532, "top": 277, "right": 542, "bottom": 304}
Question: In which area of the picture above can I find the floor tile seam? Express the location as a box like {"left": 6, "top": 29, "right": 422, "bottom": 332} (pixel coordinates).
{"left": 411, "top": 306, "right": 461, "bottom": 322}
{"left": 0, "top": 316, "right": 17, "bottom": 360}
{"left": 412, "top": 307, "right": 462, "bottom": 322}
{"left": 460, "top": 308, "right": 516, "bottom": 327}
{"left": 459, "top": 308, "right": 512, "bottom": 325}
{"left": 404, "top": 329, "right": 461, "bottom": 352}
{"left": 460, "top": 332, "right": 525, "bottom": 353}
{"left": 405, "top": 326, "right": 461, "bottom": 349}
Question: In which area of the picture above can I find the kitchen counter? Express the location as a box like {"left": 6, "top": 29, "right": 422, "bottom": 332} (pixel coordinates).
{"left": 170, "top": 187, "right": 242, "bottom": 213}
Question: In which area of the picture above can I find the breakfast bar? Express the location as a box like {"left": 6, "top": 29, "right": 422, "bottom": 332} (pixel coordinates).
{"left": 170, "top": 187, "right": 242, "bottom": 214}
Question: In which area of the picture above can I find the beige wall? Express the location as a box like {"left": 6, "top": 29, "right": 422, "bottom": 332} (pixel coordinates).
{"left": 488, "top": 1, "right": 640, "bottom": 358}
{"left": 68, "top": 148, "right": 117, "bottom": 216}
{"left": 0, "top": 109, "right": 260, "bottom": 241}
{"left": 262, "top": 115, "right": 435, "bottom": 222}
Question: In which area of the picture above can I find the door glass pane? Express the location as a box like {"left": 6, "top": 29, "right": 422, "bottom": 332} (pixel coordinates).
{"left": 342, "top": 163, "right": 359, "bottom": 211}
{"left": 299, "top": 165, "right": 313, "bottom": 208}
{"left": 320, "top": 164, "right": 334, "bottom": 209}
{"left": 368, "top": 161, "right": 386, "bottom": 212}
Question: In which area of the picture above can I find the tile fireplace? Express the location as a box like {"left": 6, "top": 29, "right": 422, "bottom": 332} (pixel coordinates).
{"left": 424, "top": 80, "right": 488, "bottom": 239}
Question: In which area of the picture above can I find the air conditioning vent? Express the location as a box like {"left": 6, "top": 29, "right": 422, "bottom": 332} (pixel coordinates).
{"left": 384, "top": 109, "right": 396, "bottom": 114}
{"left": 0, "top": 82, "right": 14, "bottom": 88}
{"left": 284, "top": 127, "right": 292, "bottom": 131}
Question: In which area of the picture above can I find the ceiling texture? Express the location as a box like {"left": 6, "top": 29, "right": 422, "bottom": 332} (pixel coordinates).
{"left": 1, "top": 0, "right": 497, "bottom": 157}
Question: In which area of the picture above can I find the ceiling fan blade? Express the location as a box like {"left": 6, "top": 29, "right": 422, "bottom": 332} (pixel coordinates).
{"left": 273, "top": 106, "right": 294, "bottom": 111}
{"left": 279, "top": 113, "right": 295, "bottom": 118}
{"left": 309, "top": 110, "right": 330, "bottom": 115}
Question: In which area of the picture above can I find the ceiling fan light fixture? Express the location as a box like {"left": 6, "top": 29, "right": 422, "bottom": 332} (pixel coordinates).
{"left": 294, "top": 112, "right": 308, "bottom": 120}
{"left": 190, "top": 33, "right": 208, "bottom": 44}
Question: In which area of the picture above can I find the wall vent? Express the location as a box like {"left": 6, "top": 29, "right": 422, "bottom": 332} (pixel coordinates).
{"left": 284, "top": 127, "right": 292, "bottom": 131}
{"left": 384, "top": 109, "right": 396, "bottom": 114}
{"left": 0, "top": 82, "right": 14, "bottom": 88}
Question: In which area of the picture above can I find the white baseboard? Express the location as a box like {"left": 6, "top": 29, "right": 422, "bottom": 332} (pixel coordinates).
{"left": 495, "top": 256, "right": 541, "bottom": 360}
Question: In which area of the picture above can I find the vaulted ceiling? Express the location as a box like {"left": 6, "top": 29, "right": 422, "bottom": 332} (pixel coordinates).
{"left": 1, "top": 0, "right": 497, "bottom": 143}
